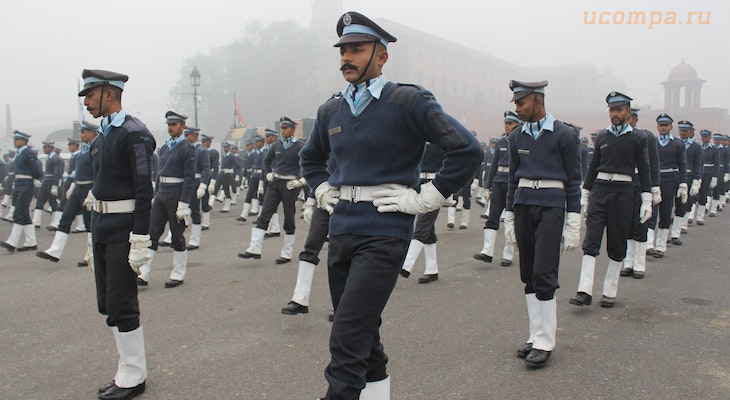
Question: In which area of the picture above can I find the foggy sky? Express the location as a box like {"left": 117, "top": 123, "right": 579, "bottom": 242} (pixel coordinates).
{"left": 1, "top": 0, "right": 728, "bottom": 141}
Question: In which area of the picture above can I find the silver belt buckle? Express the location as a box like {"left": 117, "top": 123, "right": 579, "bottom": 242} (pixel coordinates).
{"left": 531, "top": 180, "right": 541, "bottom": 189}
{"left": 350, "top": 186, "right": 360, "bottom": 203}
{"left": 607, "top": 173, "right": 615, "bottom": 181}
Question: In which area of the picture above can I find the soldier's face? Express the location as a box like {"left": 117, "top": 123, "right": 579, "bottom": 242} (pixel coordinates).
{"left": 609, "top": 105, "right": 630, "bottom": 126}
{"left": 43, "top": 146, "right": 52, "bottom": 154}
{"left": 657, "top": 123, "right": 672, "bottom": 135}
{"left": 514, "top": 95, "right": 538, "bottom": 122}
{"left": 281, "top": 125, "right": 295, "bottom": 139}
{"left": 201, "top": 141, "right": 211, "bottom": 148}
{"left": 167, "top": 121, "right": 185, "bottom": 137}
{"left": 628, "top": 114, "right": 638, "bottom": 127}
{"left": 504, "top": 121, "right": 520, "bottom": 133}
{"left": 13, "top": 138, "right": 27, "bottom": 149}
{"left": 80, "top": 129, "right": 96, "bottom": 143}
{"left": 185, "top": 133, "right": 197, "bottom": 144}
{"left": 82, "top": 86, "right": 104, "bottom": 118}
{"left": 339, "top": 42, "right": 387, "bottom": 84}
{"left": 68, "top": 144, "right": 79, "bottom": 152}
{"left": 679, "top": 128, "right": 693, "bottom": 139}
{"left": 702, "top": 135, "right": 711, "bottom": 144}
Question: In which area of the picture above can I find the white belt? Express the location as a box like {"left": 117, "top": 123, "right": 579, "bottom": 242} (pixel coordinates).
{"left": 75, "top": 180, "right": 92, "bottom": 185}
{"left": 93, "top": 199, "right": 135, "bottom": 214}
{"left": 339, "top": 185, "right": 389, "bottom": 203}
{"left": 660, "top": 168, "right": 678, "bottom": 173}
{"left": 15, "top": 174, "right": 33, "bottom": 179}
{"left": 221, "top": 168, "right": 234, "bottom": 173}
{"left": 596, "top": 172, "right": 633, "bottom": 182}
{"left": 44, "top": 174, "right": 55, "bottom": 176}
{"left": 517, "top": 178, "right": 565, "bottom": 190}
{"left": 497, "top": 166, "right": 509, "bottom": 173}
{"left": 194, "top": 173, "right": 202, "bottom": 178}
{"left": 703, "top": 164, "right": 715, "bottom": 167}
{"left": 159, "top": 176, "right": 184, "bottom": 183}
{"left": 273, "top": 173, "right": 298, "bottom": 180}
{"left": 686, "top": 169, "right": 692, "bottom": 173}
{"left": 420, "top": 172, "right": 436, "bottom": 179}
{"left": 251, "top": 169, "right": 263, "bottom": 173}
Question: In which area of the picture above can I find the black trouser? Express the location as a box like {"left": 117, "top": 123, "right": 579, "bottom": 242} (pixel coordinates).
{"left": 658, "top": 173, "right": 679, "bottom": 229}
{"left": 299, "top": 207, "right": 330, "bottom": 265}
{"left": 514, "top": 205, "right": 563, "bottom": 300}
{"left": 149, "top": 191, "right": 186, "bottom": 251}
{"left": 485, "top": 181, "right": 507, "bottom": 230}
{"left": 58, "top": 183, "right": 91, "bottom": 234}
{"left": 582, "top": 190, "right": 634, "bottom": 261}
{"left": 214, "top": 172, "right": 233, "bottom": 199}
{"left": 58, "top": 179, "right": 72, "bottom": 210}
{"left": 325, "top": 234, "right": 407, "bottom": 400}
{"left": 628, "top": 186, "right": 649, "bottom": 242}
{"left": 255, "top": 179, "right": 298, "bottom": 234}
{"left": 244, "top": 176, "right": 260, "bottom": 203}
{"left": 190, "top": 179, "right": 201, "bottom": 225}
{"left": 93, "top": 241, "right": 140, "bottom": 332}
{"left": 412, "top": 208, "right": 439, "bottom": 244}
{"left": 712, "top": 177, "right": 725, "bottom": 200}
{"left": 35, "top": 181, "right": 59, "bottom": 211}
{"left": 12, "top": 183, "right": 34, "bottom": 225}
{"left": 697, "top": 173, "right": 713, "bottom": 206}
{"left": 201, "top": 186, "right": 212, "bottom": 213}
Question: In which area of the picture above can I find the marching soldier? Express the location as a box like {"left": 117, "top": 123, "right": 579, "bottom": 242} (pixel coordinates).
{"left": 183, "top": 127, "right": 210, "bottom": 251}
{"left": 504, "top": 80, "right": 582, "bottom": 368}
{"left": 200, "top": 134, "right": 218, "bottom": 229}
{"left": 569, "top": 92, "right": 651, "bottom": 308}
{"left": 51, "top": 138, "right": 82, "bottom": 232}
{"left": 1, "top": 131, "right": 43, "bottom": 252}
{"left": 33, "top": 141, "right": 64, "bottom": 229}
{"left": 238, "top": 136, "right": 265, "bottom": 222}
{"left": 79, "top": 68, "right": 153, "bottom": 400}
{"left": 137, "top": 111, "right": 195, "bottom": 289}
{"left": 239, "top": 116, "right": 305, "bottom": 264}
{"left": 474, "top": 111, "right": 520, "bottom": 267}
{"left": 693, "top": 129, "right": 720, "bottom": 225}
{"left": 261, "top": 129, "right": 282, "bottom": 236}
{"left": 620, "top": 107, "right": 660, "bottom": 279}
{"left": 214, "top": 142, "right": 234, "bottom": 212}
{"left": 710, "top": 133, "right": 729, "bottom": 214}
{"left": 301, "top": 12, "right": 481, "bottom": 398}
{"left": 1, "top": 150, "right": 16, "bottom": 218}
{"left": 36, "top": 121, "right": 99, "bottom": 265}
{"left": 229, "top": 144, "right": 243, "bottom": 205}
{"left": 670, "top": 120, "right": 702, "bottom": 245}
{"left": 648, "top": 114, "right": 687, "bottom": 258}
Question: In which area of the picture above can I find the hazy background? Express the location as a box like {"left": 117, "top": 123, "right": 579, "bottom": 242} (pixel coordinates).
{"left": 1, "top": 0, "right": 728, "bottom": 143}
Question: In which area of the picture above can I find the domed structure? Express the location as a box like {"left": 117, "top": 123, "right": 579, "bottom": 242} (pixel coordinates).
{"left": 661, "top": 59, "right": 705, "bottom": 109}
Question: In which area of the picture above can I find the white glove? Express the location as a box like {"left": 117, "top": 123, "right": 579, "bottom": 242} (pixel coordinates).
{"left": 690, "top": 179, "right": 701, "bottom": 196}
{"left": 710, "top": 177, "right": 718, "bottom": 189}
{"left": 234, "top": 175, "right": 240, "bottom": 184}
{"left": 372, "top": 181, "right": 447, "bottom": 215}
{"left": 677, "top": 183, "right": 688, "bottom": 203}
{"left": 639, "top": 192, "right": 653, "bottom": 224}
{"left": 208, "top": 179, "right": 216, "bottom": 194}
{"left": 445, "top": 194, "right": 457, "bottom": 207}
{"left": 196, "top": 183, "right": 207, "bottom": 199}
{"left": 503, "top": 211, "right": 517, "bottom": 245}
{"left": 257, "top": 180, "right": 264, "bottom": 195}
{"left": 83, "top": 191, "right": 96, "bottom": 211}
{"left": 561, "top": 212, "right": 581, "bottom": 254}
{"left": 128, "top": 233, "right": 152, "bottom": 275}
{"left": 266, "top": 172, "right": 274, "bottom": 182}
{"left": 470, "top": 178, "right": 479, "bottom": 192}
{"left": 580, "top": 188, "right": 591, "bottom": 218}
{"left": 651, "top": 186, "right": 662, "bottom": 205}
{"left": 724, "top": 173, "right": 730, "bottom": 183}
{"left": 314, "top": 181, "right": 340, "bottom": 214}
{"left": 33, "top": 179, "right": 42, "bottom": 188}
{"left": 286, "top": 177, "right": 306, "bottom": 190}
{"left": 51, "top": 185, "right": 59, "bottom": 197}
{"left": 482, "top": 189, "right": 491, "bottom": 206}
{"left": 175, "top": 201, "right": 191, "bottom": 225}
{"left": 0, "top": 184, "right": 3, "bottom": 191}
{"left": 66, "top": 183, "right": 76, "bottom": 199}
{"left": 302, "top": 197, "right": 316, "bottom": 224}
{"left": 84, "top": 233, "right": 94, "bottom": 272}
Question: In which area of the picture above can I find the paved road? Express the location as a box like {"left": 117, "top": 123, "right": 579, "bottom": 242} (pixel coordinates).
{"left": 1, "top": 204, "right": 729, "bottom": 399}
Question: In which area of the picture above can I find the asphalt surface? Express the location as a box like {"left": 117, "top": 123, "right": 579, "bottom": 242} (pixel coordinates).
{"left": 1, "top": 203, "right": 729, "bottom": 400}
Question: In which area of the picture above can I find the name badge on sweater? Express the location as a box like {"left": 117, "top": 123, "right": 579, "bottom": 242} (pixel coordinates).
{"left": 518, "top": 149, "right": 530, "bottom": 155}
{"left": 329, "top": 126, "right": 342, "bottom": 135}
{"left": 600, "top": 144, "right": 608, "bottom": 150}
{"left": 91, "top": 148, "right": 99, "bottom": 156}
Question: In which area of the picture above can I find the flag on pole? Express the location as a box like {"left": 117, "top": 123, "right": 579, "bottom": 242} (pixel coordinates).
{"left": 77, "top": 80, "right": 85, "bottom": 122}
{"left": 234, "top": 93, "right": 245, "bottom": 128}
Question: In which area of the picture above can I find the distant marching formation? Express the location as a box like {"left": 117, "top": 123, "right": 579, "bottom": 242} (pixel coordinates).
{"left": 2, "top": 89, "right": 730, "bottom": 369}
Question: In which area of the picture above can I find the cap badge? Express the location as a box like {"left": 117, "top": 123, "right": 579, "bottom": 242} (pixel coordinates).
{"left": 343, "top": 13, "right": 352, "bottom": 26}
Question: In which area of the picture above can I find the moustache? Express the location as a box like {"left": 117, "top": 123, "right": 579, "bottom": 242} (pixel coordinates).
{"left": 340, "top": 63, "right": 357, "bottom": 71}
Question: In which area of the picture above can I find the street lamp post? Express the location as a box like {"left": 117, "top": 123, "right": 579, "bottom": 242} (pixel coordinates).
{"left": 189, "top": 66, "right": 201, "bottom": 127}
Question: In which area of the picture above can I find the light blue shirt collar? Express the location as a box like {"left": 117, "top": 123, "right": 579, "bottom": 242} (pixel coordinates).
{"left": 166, "top": 135, "right": 185, "bottom": 149}
{"left": 344, "top": 75, "right": 387, "bottom": 116}
{"left": 100, "top": 110, "right": 127, "bottom": 136}
{"left": 16, "top": 145, "right": 28, "bottom": 156}
{"left": 658, "top": 134, "right": 672, "bottom": 147}
{"left": 606, "top": 123, "right": 633, "bottom": 137}
{"left": 520, "top": 113, "right": 555, "bottom": 140}
{"left": 684, "top": 138, "right": 694, "bottom": 149}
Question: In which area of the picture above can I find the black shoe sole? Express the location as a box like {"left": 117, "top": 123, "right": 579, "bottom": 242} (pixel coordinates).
{"left": 473, "top": 253, "right": 493, "bottom": 263}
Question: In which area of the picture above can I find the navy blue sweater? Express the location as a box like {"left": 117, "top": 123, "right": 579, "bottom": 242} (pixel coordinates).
{"left": 506, "top": 120, "right": 581, "bottom": 213}
{"left": 657, "top": 137, "right": 687, "bottom": 184}
{"left": 702, "top": 145, "right": 721, "bottom": 179}
{"left": 266, "top": 140, "right": 305, "bottom": 177}
{"left": 685, "top": 141, "right": 703, "bottom": 182}
{"left": 583, "top": 129, "right": 651, "bottom": 194}
{"left": 485, "top": 136, "right": 509, "bottom": 188}
{"left": 156, "top": 139, "right": 196, "bottom": 201}
{"left": 13, "top": 148, "right": 43, "bottom": 187}
{"left": 300, "top": 82, "right": 482, "bottom": 241}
